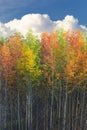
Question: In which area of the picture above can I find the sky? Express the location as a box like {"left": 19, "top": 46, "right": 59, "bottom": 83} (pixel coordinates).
{"left": 0, "top": 0, "right": 87, "bottom": 37}
{"left": 0, "top": 0, "right": 87, "bottom": 24}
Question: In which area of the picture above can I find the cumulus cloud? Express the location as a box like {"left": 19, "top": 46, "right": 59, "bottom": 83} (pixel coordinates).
{"left": 0, "top": 14, "right": 87, "bottom": 38}
{"left": 55, "top": 15, "right": 87, "bottom": 32}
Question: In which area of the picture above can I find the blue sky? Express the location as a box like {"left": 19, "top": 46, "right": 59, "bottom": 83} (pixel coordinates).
{"left": 0, "top": 0, "right": 87, "bottom": 25}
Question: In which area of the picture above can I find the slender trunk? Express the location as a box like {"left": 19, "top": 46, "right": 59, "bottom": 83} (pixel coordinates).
{"left": 30, "top": 88, "right": 32, "bottom": 130}
{"left": 26, "top": 95, "right": 28, "bottom": 130}
{"left": 68, "top": 94, "right": 71, "bottom": 130}
{"left": 44, "top": 106, "right": 46, "bottom": 130}
{"left": 46, "top": 100, "right": 48, "bottom": 130}
{"left": 4, "top": 77, "right": 7, "bottom": 129}
{"left": 27, "top": 91, "right": 30, "bottom": 129}
{"left": 57, "top": 96, "right": 59, "bottom": 130}
{"left": 21, "top": 108, "right": 23, "bottom": 130}
{"left": 50, "top": 87, "right": 53, "bottom": 130}
{"left": 63, "top": 88, "right": 68, "bottom": 130}
{"left": 0, "top": 105, "right": 1, "bottom": 130}
{"left": 10, "top": 95, "right": 13, "bottom": 130}
{"left": 71, "top": 94, "right": 74, "bottom": 130}
{"left": 50, "top": 50, "right": 54, "bottom": 130}
{"left": 84, "top": 103, "right": 87, "bottom": 130}
{"left": 18, "top": 90, "right": 20, "bottom": 130}
{"left": 75, "top": 89, "right": 79, "bottom": 130}
{"left": 80, "top": 89, "right": 85, "bottom": 129}
{"left": 27, "top": 78, "right": 32, "bottom": 130}
{"left": 58, "top": 80, "right": 62, "bottom": 130}
{"left": 36, "top": 102, "right": 38, "bottom": 130}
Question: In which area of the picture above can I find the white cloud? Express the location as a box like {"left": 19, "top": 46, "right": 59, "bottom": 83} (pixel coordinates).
{"left": 0, "top": 14, "right": 87, "bottom": 38}
{"left": 0, "top": 22, "right": 14, "bottom": 37}
{"left": 55, "top": 15, "right": 87, "bottom": 32}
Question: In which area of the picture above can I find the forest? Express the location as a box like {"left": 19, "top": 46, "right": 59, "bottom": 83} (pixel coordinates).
{"left": 0, "top": 30, "right": 87, "bottom": 130}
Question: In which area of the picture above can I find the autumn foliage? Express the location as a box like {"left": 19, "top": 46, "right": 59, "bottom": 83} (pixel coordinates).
{"left": 0, "top": 30, "right": 87, "bottom": 130}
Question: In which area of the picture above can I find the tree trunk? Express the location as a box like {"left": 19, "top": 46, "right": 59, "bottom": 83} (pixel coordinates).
{"left": 80, "top": 89, "right": 85, "bottom": 129}
{"left": 26, "top": 95, "right": 28, "bottom": 130}
{"left": 63, "top": 89, "right": 68, "bottom": 130}
{"left": 4, "top": 77, "right": 7, "bottom": 129}
{"left": 58, "top": 80, "right": 62, "bottom": 130}
{"left": 18, "top": 90, "right": 20, "bottom": 130}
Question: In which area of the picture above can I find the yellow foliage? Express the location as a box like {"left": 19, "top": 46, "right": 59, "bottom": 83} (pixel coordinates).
{"left": 17, "top": 44, "right": 41, "bottom": 79}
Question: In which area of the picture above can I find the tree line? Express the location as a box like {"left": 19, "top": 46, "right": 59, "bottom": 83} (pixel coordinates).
{"left": 0, "top": 30, "right": 87, "bottom": 130}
